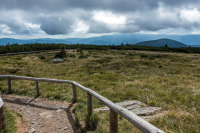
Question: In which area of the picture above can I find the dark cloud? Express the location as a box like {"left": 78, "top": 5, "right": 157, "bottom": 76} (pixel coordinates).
{"left": 0, "top": 0, "right": 199, "bottom": 12}
{"left": 6, "top": 22, "right": 30, "bottom": 34}
{"left": 161, "top": 0, "right": 200, "bottom": 7}
{"left": 38, "top": 16, "right": 74, "bottom": 35}
{"left": 0, "top": 15, "right": 30, "bottom": 34}
{"left": 0, "top": 0, "right": 200, "bottom": 36}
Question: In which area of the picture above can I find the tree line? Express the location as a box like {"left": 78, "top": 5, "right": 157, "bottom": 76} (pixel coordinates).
{"left": 0, "top": 42, "right": 200, "bottom": 54}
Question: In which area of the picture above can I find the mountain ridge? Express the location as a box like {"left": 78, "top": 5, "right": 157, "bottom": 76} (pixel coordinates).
{"left": 0, "top": 33, "right": 200, "bottom": 46}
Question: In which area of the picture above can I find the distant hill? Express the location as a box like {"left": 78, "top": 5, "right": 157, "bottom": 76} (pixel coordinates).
{"left": 190, "top": 45, "right": 200, "bottom": 47}
{"left": 1, "top": 33, "right": 200, "bottom": 46}
{"left": 88, "top": 40, "right": 112, "bottom": 45}
{"left": 134, "top": 38, "right": 188, "bottom": 48}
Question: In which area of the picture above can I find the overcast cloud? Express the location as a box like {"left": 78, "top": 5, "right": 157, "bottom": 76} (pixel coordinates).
{"left": 0, "top": 0, "right": 200, "bottom": 38}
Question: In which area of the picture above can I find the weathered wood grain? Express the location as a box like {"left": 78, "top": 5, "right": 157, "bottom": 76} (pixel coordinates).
{"left": 87, "top": 93, "right": 92, "bottom": 118}
{"left": 72, "top": 84, "right": 77, "bottom": 103}
{"left": 0, "top": 75, "right": 73, "bottom": 84}
{"left": 7, "top": 77, "right": 12, "bottom": 94}
{"left": 110, "top": 109, "right": 118, "bottom": 133}
{"left": 36, "top": 81, "right": 39, "bottom": 96}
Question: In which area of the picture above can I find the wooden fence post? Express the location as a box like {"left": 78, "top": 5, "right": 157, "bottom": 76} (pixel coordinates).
{"left": 7, "top": 77, "right": 12, "bottom": 94}
{"left": 87, "top": 93, "right": 92, "bottom": 118}
{"left": 110, "top": 109, "right": 118, "bottom": 133}
{"left": 35, "top": 81, "right": 39, "bottom": 96}
{"left": 0, "top": 97, "right": 6, "bottom": 130}
{"left": 72, "top": 84, "right": 77, "bottom": 103}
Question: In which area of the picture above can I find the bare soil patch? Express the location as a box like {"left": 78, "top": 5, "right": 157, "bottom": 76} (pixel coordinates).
{"left": 2, "top": 94, "right": 80, "bottom": 133}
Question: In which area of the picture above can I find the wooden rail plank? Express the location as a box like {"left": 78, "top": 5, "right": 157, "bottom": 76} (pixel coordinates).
{"left": 110, "top": 109, "right": 118, "bottom": 133}
{"left": 72, "top": 84, "right": 77, "bottom": 103}
{"left": 35, "top": 81, "right": 39, "bottom": 96}
{"left": 0, "top": 75, "right": 73, "bottom": 84}
{"left": 7, "top": 78, "right": 12, "bottom": 94}
{"left": 87, "top": 93, "right": 92, "bottom": 118}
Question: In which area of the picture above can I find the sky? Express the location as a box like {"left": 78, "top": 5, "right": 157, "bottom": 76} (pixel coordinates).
{"left": 0, "top": 0, "right": 200, "bottom": 39}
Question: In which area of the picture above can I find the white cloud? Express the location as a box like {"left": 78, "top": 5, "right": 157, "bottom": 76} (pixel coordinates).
{"left": 0, "top": 24, "right": 13, "bottom": 34}
{"left": 180, "top": 8, "right": 200, "bottom": 22}
{"left": 24, "top": 23, "right": 40, "bottom": 29}
{"left": 92, "top": 11, "right": 126, "bottom": 25}
{"left": 72, "top": 21, "right": 89, "bottom": 33}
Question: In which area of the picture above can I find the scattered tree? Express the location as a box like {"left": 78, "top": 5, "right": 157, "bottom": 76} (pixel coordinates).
{"left": 54, "top": 45, "right": 67, "bottom": 58}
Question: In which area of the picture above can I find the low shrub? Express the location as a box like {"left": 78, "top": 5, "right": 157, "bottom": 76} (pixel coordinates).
{"left": 79, "top": 54, "right": 88, "bottom": 59}
{"left": 141, "top": 54, "right": 148, "bottom": 58}
{"left": 126, "top": 53, "right": 135, "bottom": 57}
{"left": 38, "top": 55, "right": 46, "bottom": 59}
{"left": 54, "top": 46, "right": 67, "bottom": 58}
{"left": 85, "top": 114, "right": 99, "bottom": 130}
{"left": 69, "top": 54, "right": 75, "bottom": 58}
{"left": 121, "top": 52, "right": 126, "bottom": 55}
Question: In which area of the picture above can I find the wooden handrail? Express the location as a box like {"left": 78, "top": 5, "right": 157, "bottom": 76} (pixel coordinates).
{"left": 0, "top": 75, "right": 165, "bottom": 133}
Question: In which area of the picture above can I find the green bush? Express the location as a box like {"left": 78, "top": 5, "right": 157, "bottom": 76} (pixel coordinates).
{"left": 79, "top": 54, "right": 88, "bottom": 59}
{"left": 69, "top": 54, "right": 75, "bottom": 58}
{"left": 121, "top": 52, "right": 126, "bottom": 55}
{"left": 77, "top": 48, "right": 83, "bottom": 53}
{"left": 15, "top": 57, "right": 22, "bottom": 60}
{"left": 149, "top": 54, "right": 162, "bottom": 60}
{"left": 141, "top": 54, "right": 148, "bottom": 58}
{"left": 149, "top": 56, "right": 155, "bottom": 60}
{"left": 38, "top": 55, "right": 46, "bottom": 59}
{"left": 92, "top": 55, "right": 99, "bottom": 58}
{"left": 126, "top": 53, "right": 134, "bottom": 57}
{"left": 85, "top": 114, "right": 99, "bottom": 130}
{"left": 54, "top": 46, "right": 67, "bottom": 58}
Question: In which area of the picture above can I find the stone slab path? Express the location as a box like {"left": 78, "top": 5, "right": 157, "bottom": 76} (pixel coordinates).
{"left": 2, "top": 95, "right": 80, "bottom": 133}
{"left": 94, "top": 100, "right": 164, "bottom": 121}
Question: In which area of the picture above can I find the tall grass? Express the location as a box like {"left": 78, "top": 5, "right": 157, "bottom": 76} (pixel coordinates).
{"left": 0, "top": 50, "right": 200, "bottom": 132}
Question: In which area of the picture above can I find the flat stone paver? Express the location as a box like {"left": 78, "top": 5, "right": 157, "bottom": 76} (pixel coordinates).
{"left": 94, "top": 100, "right": 163, "bottom": 120}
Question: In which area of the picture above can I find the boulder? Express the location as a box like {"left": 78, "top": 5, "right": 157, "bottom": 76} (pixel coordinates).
{"left": 50, "top": 58, "right": 64, "bottom": 62}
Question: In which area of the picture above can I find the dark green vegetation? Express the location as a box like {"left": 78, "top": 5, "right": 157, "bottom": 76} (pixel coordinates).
{"left": 1, "top": 43, "right": 200, "bottom": 55}
{"left": 54, "top": 46, "right": 67, "bottom": 58}
{"left": 0, "top": 49, "right": 200, "bottom": 132}
{"left": 0, "top": 108, "right": 17, "bottom": 133}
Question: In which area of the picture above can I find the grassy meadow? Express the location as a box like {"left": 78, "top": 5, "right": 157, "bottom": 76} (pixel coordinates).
{"left": 0, "top": 49, "right": 200, "bottom": 132}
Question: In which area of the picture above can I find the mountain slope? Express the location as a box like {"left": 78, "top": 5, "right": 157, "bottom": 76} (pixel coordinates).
{"left": 134, "top": 38, "right": 188, "bottom": 48}
{"left": 0, "top": 33, "right": 200, "bottom": 46}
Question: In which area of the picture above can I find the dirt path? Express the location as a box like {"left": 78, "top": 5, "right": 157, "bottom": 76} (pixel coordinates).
{"left": 9, "top": 110, "right": 27, "bottom": 133}
{"left": 2, "top": 95, "right": 80, "bottom": 133}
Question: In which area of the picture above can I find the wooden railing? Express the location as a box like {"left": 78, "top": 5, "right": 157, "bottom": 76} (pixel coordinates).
{"left": 0, "top": 97, "right": 6, "bottom": 130}
{"left": 0, "top": 75, "right": 165, "bottom": 133}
